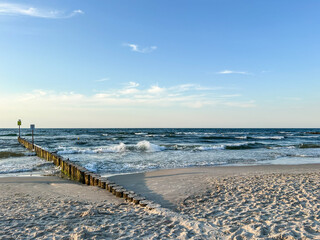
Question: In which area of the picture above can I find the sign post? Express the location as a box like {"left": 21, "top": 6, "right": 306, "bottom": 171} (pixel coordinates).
{"left": 30, "top": 124, "right": 35, "bottom": 149}
{"left": 17, "top": 119, "right": 21, "bottom": 137}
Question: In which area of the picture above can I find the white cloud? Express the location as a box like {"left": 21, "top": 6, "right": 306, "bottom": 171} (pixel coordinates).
{"left": 126, "top": 81, "right": 139, "bottom": 88}
{"left": 72, "top": 10, "right": 84, "bottom": 15}
{"left": 170, "top": 84, "right": 197, "bottom": 92}
{"left": 224, "top": 100, "right": 255, "bottom": 108}
{"left": 169, "top": 84, "right": 221, "bottom": 92}
{"left": 119, "top": 88, "right": 139, "bottom": 95}
{"left": 217, "top": 70, "right": 250, "bottom": 75}
{"left": 118, "top": 81, "right": 140, "bottom": 94}
{"left": 0, "top": 84, "right": 255, "bottom": 119}
{"left": 125, "top": 43, "right": 157, "bottom": 53}
{"left": 282, "top": 97, "right": 302, "bottom": 101}
{"left": 147, "top": 85, "right": 165, "bottom": 94}
{"left": 0, "top": 3, "right": 84, "bottom": 19}
{"left": 220, "top": 94, "right": 242, "bottom": 98}
{"left": 95, "top": 78, "right": 109, "bottom": 82}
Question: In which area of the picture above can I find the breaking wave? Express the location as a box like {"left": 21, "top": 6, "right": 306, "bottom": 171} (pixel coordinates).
{"left": 57, "top": 141, "right": 165, "bottom": 155}
{"left": 196, "top": 142, "right": 269, "bottom": 151}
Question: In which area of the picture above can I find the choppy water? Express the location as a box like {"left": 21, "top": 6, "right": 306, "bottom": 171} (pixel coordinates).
{"left": 1, "top": 128, "right": 320, "bottom": 176}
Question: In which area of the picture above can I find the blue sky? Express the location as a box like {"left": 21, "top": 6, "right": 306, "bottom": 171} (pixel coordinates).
{"left": 1, "top": 0, "right": 320, "bottom": 127}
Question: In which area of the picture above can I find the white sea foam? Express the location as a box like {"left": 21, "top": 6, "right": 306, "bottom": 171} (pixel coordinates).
{"left": 135, "top": 132, "right": 148, "bottom": 135}
{"left": 197, "top": 145, "right": 225, "bottom": 151}
{"left": 296, "top": 135, "right": 319, "bottom": 138}
{"left": 252, "top": 136, "right": 284, "bottom": 140}
{"left": 269, "top": 146, "right": 296, "bottom": 150}
{"left": 227, "top": 142, "right": 253, "bottom": 147}
{"left": 84, "top": 162, "right": 98, "bottom": 172}
{"left": 197, "top": 142, "right": 254, "bottom": 151}
{"left": 136, "top": 141, "right": 165, "bottom": 152}
{"left": 235, "top": 136, "right": 247, "bottom": 139}
{"left": 175, "top": 132, "right": 199, "bottom": 135}
{"left": 146, "top": 134, "right": 166, "bottom": 137}
{"left": 56, "top": 141, "right": 164, "bottom": 154}
{"left": 105, "top": 143, "right": 126, "bottom": 153}
{"left": 57, "top": 149, "right": 78, "bottom": 154}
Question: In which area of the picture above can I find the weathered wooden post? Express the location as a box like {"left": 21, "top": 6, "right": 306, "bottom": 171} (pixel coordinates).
{"left": 30, "top": 124, "right": 35, "bottom": 150}
{"left": 17, "top": 119, "right": 21, "bottom": 137}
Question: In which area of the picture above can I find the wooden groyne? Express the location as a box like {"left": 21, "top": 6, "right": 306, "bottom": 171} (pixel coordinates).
{"left": 18, "top": 137, "right": 158, "bottom": 209}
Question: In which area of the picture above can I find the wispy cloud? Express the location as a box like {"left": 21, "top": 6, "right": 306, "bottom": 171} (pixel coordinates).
{"left": 217, "top": 70, "right": 250, "bottom": 75}
{"left": 169, "top": 84, "right": 222, "bottom": 92}
{"left": 0, "top": 3, "right": 84, "bottom": 19}
{"left": 118, "top": 81, "right": 140, "bottom": 95}
{"left": 126, "top": 81, "right": 139, "bottom": 88}
{"left": 124, "top": 43, "right": 157, "bottom": 53}
{"left": 98, "top": 83, "right": 254, "bottom": 108}
{"left": 95, "top": 78, "right": 109, "bottom": 82}
{"left": 282, "top": 97, "right": 302, "bottom": 101}
{"left": 147, "top": 85, "right": 165, "bottom": 94}
{"left": 0, "top": 83, "right": 255, "bottom": 118}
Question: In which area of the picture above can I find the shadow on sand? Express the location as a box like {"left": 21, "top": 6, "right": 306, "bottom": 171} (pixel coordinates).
{"left": 109, "top": 171, "right": 203, "bottom": 211}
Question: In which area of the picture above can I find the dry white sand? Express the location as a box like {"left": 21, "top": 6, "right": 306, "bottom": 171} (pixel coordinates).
{"left": 111, "top": 164, "right": 320, "bottom": 239}
{"left": 1, "top": 164, "right": 320, "bottom": 239}
{"left": 0, "top": 176, "right": 220, "bottom": 239}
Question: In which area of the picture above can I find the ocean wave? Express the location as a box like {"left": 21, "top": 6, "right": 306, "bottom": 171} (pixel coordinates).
{"left": 0, "top": 168, "right": 33, "bottom": 174}
{"left": 225, "top": 142, "right": 266, "bottom": 150}
{"left": 249, "top": 136, "right": 285, "bottom": 140}
{"left": 175, "top": 132, "right": 200, "bottom": 135}
{"left": 146, "top": 134, "right": 166, "bottom": 137}
{"left": 84, "top": 162, "right": 98, "bottom": 172}
{"left": 286, "top": 153, "right": 320, "bottom": 158}
{"left": 107, "top": 143, "right": 126, "bottom": 152}
{"left": 199, "top": 135, "right": 284, "bottom": 140}
{"left": 268, "top": 146, "right": 296, "bottom": 150}
{"left": 235, "top": 136, "right": 247, "bottom": 139}
{"left": 57, "top": 141, "right": 165, "bottom": 155}
{"left": 201, "top": 136, "right": 237, "bottom": 140}
{"left": 197, "top": 145, "right": 225, "bottom": 151}
{"left": 196, "top": 142, "right": 268, "bottom": 151}
{"left": 295, "top": 135, "right": 319, "bottom": 138}
{"left": 136, "top": 141, "right": 165, "bottom": 152}
{"left": 298, "top": 143, "right": 320, "bottom": 149}
{"left": 0, "top": 133, "right": 18, "bottom": 137}
{"left": 227, "top": 159, "right": 257, "bottom": 164}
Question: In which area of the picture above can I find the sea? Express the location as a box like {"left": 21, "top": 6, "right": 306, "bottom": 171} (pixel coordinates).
{"left": 1, "top": 128, "right": 320, "bottom": 177}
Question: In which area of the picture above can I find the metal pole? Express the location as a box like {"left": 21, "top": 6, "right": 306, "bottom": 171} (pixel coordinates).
{"left": 19, "top": 125, "right": 20, "bottom": 138}
{"left": 32, "top": 129, "right": 34, "bottom": 147}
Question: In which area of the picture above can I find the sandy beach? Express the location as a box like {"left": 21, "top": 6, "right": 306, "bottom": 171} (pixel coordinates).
{"left": 1, "top": 164, "right": 320, "bottom": 239}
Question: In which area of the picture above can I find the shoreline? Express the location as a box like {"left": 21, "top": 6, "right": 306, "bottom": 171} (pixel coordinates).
{"left": 103, "top": 161, "right": 320, "bottom": 178}
{"left": 1, "top": 161, "right": 318, "bottom": 178}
